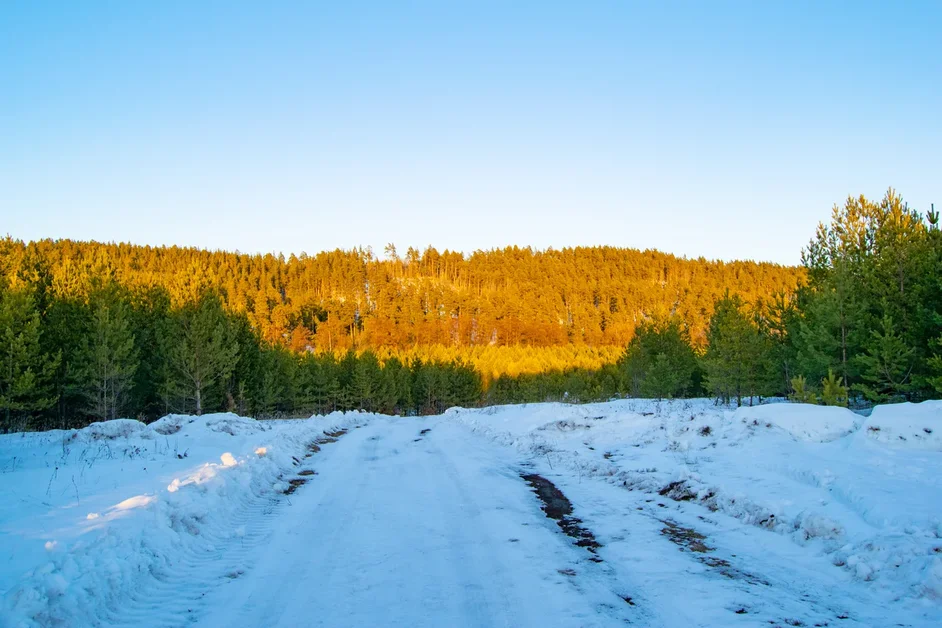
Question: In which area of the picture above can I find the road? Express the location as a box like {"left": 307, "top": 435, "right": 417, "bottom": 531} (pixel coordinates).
{"left": 195, "top": 418, "right": 630, "bottom": 627}
{"left": 92, "top": 413, "right": 927, "bottom": 628}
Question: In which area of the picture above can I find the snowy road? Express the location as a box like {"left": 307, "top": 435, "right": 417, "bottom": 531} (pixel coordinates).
{"left": 4, "top": 403, "right": 939, "bottom": 627}
{"left": 197, "top": 419, "right": 630, "bottom": 627}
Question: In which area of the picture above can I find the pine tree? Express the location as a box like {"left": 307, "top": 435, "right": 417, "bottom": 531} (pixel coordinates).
{"left": 788, "top": 375, "right": 816, "bottom": 404}
{"left": 335, "top": 351, "right": 359, "bottom": 411}
{"left": 853, "top": 315, "right": 915, "bottom": 402}
{"left": 378, "top": 356, "right": 411, "bottom": 414}
{"left": 412, "top": 359, "right": 446, "bottom": 414}
{"left": 444, "top": 360, "right": 483, "bottom": 408}
{"left": 701, "top": 293, "right": 771, "bottom": 406}
{"left": 0, "top": 284, "right": 60, "bottom": 430}
{"left": 927, "top": 333, "right": 942, "bottom": 394}
{"left": 126, "top": 286, "right": 175, "bottom": 419}
{"left": 168, "top": 293, "right": 240, "bottom": 415}
{"left": 762, "top": 292, "right": 799, "bottom": 396}
{"left": 820, "top": 369, "right": 848, "bottom": 407}
{"left": 793, "top": 289, "right": 848, "bottom": 386}
{"left": 254, "top": 345, "right": 296, "bottom": 416}
{"left": 351, "top": 351, "right": 383, "bottom": 412}
{"left": 73, "top": 286, "right": 140, "bottom": 420}
{"left": 620, "top": 317, "right": 699, "bottom": 399}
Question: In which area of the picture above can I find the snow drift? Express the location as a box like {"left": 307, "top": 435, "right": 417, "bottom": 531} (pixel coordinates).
{"left": 861, "top": 400, "right": 942, "bottom": 450}
{"left": 452, "top": 398, "right": 942, "bottom": 604}
{"left": 0, "top": 412, "right": 365, "bottom": 627}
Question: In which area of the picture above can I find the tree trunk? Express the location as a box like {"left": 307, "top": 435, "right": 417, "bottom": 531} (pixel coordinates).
{"left": 840, "top": 309, "right": 849, "bottom": 388}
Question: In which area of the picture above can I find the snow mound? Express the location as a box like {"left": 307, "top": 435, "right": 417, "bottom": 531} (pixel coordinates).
{"left": 148, "top": 414, "right": 194, "bottom": 435}
{"left": 148, "top": 413, "right": 263, "bottom": 437}
{"left": 861, "top": 401, "right": 942, "bottom": 450}
{"left": 202, "top": 413, "right": 265, "bottom": 436}
{"left": 74, "top": 419, "right": 147, "bottom": 441}
{"left": 0, "top": 411, "right": 370, "bottom": 626}
{"left": 733, "top": 403, "right": 861, "bottom": 442}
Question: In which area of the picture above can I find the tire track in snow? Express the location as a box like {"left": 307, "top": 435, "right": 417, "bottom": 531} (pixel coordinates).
{"left": 196, "top": 419, "right": 633, "bottom": 628}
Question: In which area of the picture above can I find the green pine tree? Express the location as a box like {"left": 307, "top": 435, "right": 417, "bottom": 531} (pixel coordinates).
{"left": 852, "top": 314, "right": 915, "bottom": 402}
{"left": 820, "top": 369, "right": 848, "bottom": 407}
{"left": 0, "top": 284, "right": 60, "bottom": 431}
{"left": 702, "top": 293, "right": 773, "bottom": 406}
{"left": 73, "top": 286, "right": 140, "bottom": 421}
{"left": 620, "top": 317, "right": 699, "bottom": 399}
{"left": 378, "top": 356, "right": 411, "bottom": 414}
{"left": 788, "top": 375, "right": 817, "bottom": 404}
{"left": 351, "top": 351, "right": 383, "bottom": 412}
{"left": 927, "top": 333, "right": 942, "bottom": 394}
{"left": 168, "top": 293, "right": 240, "bottom": 415}
{"left": 444, "top": 360, "right": 482, "bottom": 409}
{"left": 254, "top": 345, "right": 296, "bottom": 416}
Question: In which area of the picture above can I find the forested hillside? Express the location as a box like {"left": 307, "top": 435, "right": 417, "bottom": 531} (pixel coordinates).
{"left": 1, "top": 189, "right": 939, "bottom": 430}
{"left": 0, "top": 240, "right": 800, "bottom": 350}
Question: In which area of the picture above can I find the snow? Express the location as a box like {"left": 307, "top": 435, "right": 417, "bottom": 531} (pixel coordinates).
{"left": 1, "top": 400, "right": 940, "bottom": 627}
{"left": 861, "top": 400, "right": 942, "bottom": 450}
{"left": 733, "top": 402, "right": 862, "bottom": 442}
{"left": 199, "top": 419, "right": 632, "bottom": 627}
{"left": 451, "top": 399, "right": 942, "bottom": 623}
{"left": 0, "top": 411, "right": 367, "bottom": 627}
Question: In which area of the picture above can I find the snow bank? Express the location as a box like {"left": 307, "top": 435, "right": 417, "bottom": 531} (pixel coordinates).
{"left": 861, "top": 401, "right": 942, "bottom": 450}
{"left": 451, "top": 398, "right": 942, "bottom": 605}
{"left": 74, "top": 418, "right": 148, "bottom": 441}
{"left": 0, "top": 411, "right": 368, "bottom": 627}
{"left": 733, "top": 403, "right": 861, "bottom": 442}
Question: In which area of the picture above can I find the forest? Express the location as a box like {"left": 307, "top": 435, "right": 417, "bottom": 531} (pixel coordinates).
{"left": 1, "top": 189, "right": 939, "bottom": 430}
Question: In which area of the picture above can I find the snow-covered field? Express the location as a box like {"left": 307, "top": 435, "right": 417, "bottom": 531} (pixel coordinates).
{"left": 1, "top": 399, "right": 940, "bottom": 627}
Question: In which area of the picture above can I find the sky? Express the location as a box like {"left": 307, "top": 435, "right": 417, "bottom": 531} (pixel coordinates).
{"left": 1, "top": 1, "right": 939, "bottom": 265}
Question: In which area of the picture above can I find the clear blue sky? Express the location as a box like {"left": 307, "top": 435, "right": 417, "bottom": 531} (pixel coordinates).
{"left": 1, "top": 1, "right": 939, "bottom": 265}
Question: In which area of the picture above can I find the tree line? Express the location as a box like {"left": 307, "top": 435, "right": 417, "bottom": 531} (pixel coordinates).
{"left": 0, "top": 238, "right": 801, "bottom": 353}
{"left": 0, "top": 278, "right": 485, "bottom": 430}
{"left": 1, "top": 188, "right": 939, "bottom": 430}
{"left": 616, "top": 189, "right": 942, "bottom": 406}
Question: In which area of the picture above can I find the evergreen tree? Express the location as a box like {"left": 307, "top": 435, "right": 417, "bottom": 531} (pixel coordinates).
{"left": 0, "top": 284, "right": 60, "bottom": 430}
{"left": 351, "top": 351, "right": 383, "bottom": 412}
{"left": 799, "top": 190, "right": 935, "bottom": 399}
{"left": 443, "top": 360, "right": 483, "bottom": 408}
{"left": 793, "top": 289, "right": 854, "bottom": 386}
{"left": 412, "top": 359, "right": 446, "bottom": 414}
{"left": 852, "top": 315, "right": 915, "bottom": 402}
{"left": 820, "top": 369, "right": 848, "bottom": 407}
{"left": 761, "top": 292, "right": 799, "bottom": 396}
{"left": 620, "top": 317, "right": 699, "bottom": 399}
{"left": 127, "top": 286, "right": 175, "bottom": 419}
{"left": 788, "top": 375, "right": 816, "bottom": 404}
{"left": 378, "top": 356, "right": 411, "bottom": 414}
{"left": 168, "top": 292, "right": 240, "bottom": 415}
{"left": 73, "top": 286, "right": 140, "bottom": 420}
{"left": 254, "top": 345, "right": 296, "bottom": 416}
{"left": 702, "top": 293, "right": 773, "bottom": 406}
{"left": 335, "top": 351, "right": 360, "bottom": 411}
{"left": 927, "top": 333, "right": 942, "bottom": 394}
{"left": 226, "top": 311, "right": 264, "bottom": 415}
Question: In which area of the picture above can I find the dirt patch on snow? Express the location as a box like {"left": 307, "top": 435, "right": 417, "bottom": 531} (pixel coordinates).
{"left": 283, "top": 478, "right": 308, "bottom": 495}
{"left": 658, "top": 480, "right": 697, "bottom": 502}
{"left": 521, "top": 473, "right": 602, "bottom": 559}
{"left": 660, "top": 520, "right": 769, "bottom": 585}
{"left": 661, "top": 521, "right": 712, "bottom": 553}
